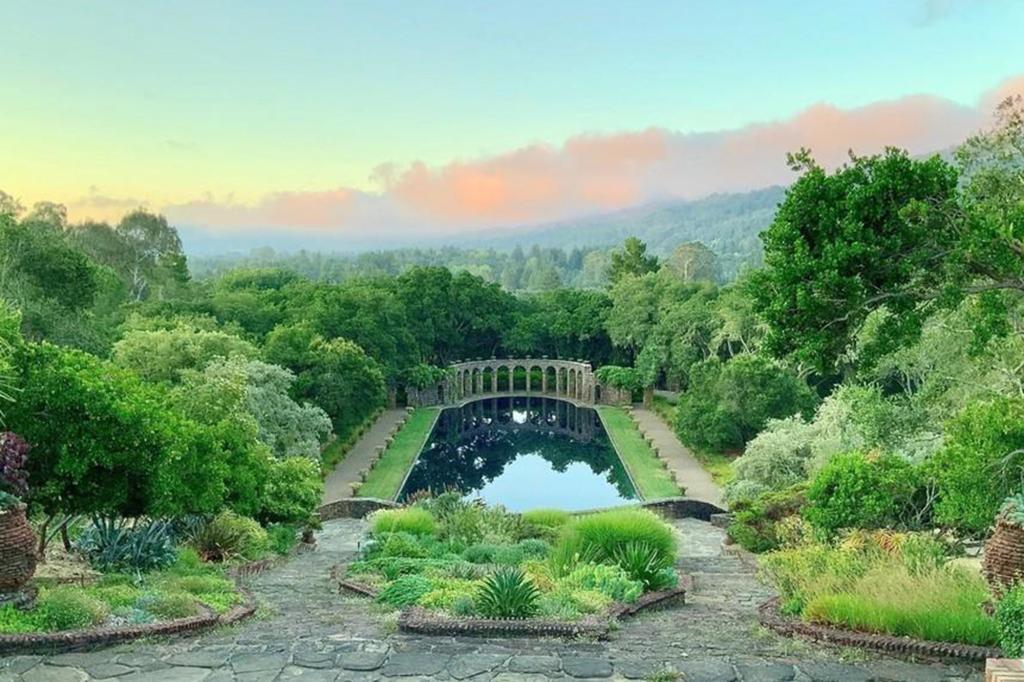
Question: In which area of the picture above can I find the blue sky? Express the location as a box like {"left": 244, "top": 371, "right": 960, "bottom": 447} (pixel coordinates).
{"left": 1, "top": 0, "right": 1021, "bottom": 234}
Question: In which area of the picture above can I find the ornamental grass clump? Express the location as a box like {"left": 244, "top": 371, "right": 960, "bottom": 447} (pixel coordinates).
{"left": 555, "top": 509, "right": 677, "bottom": 582}
{"left": 759, "top": 532, "right": 997, "bottom": 646}
{"left": 371, "top": 507, "right": 436, "bottom": 537}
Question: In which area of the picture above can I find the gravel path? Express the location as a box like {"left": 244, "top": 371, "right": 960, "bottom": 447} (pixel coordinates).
{"left": 0, "top": 519, "right": 984, "bottom": 681}
{"left": 630, "top": 408, "right": 724, "bottom": 508}
{"left": 322, "top": 409, "right": 409, "bottom": 504}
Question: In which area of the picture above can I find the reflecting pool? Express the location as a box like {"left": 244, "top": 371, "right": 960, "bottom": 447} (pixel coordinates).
{"left": 398, "top": 396, "right": 637, "bottom": 511}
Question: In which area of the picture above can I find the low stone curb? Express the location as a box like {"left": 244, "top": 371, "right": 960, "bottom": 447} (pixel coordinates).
{"left": 334, "top": 567, "right": 689, "bottom": 639}
{"left": 758, "top": 597, "right": 1002, "bottom": 662}
{"left": 0, "top": 552, "right": 284, "bottom": 655}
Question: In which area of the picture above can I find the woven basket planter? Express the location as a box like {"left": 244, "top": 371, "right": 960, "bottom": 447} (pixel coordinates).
{"left": 983, "top": 518, "right": 1024, "bottom": 593}
{"left": 0, "top": 504, "right": 38, "bottom": 592}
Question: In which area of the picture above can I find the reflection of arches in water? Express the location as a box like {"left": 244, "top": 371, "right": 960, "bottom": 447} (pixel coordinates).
{"left": 443, "top": 396, "right": 596, "bottom": 443}
{"left": 400, "top": 396, "right": 636, "bottom": 503}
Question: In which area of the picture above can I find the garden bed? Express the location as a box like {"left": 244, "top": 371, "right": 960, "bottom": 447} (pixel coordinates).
{"left": 758, "top": 597, "right": 1001, "bottom": 662}
{"left": 334, "top": 570, "right": 689, "bottom": 638}
{"left": 332, "top": 496, "right": 688, "bottom": 637}
{"left": 0, "top": 515, "right": 311, "bottom": 654}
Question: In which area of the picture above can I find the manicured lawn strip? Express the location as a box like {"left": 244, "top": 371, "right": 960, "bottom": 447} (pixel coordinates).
{"left": 651, "top": 396, "right": 735, "bottom": 486}
{"left": 597, "top": 406, "right": 682, "bottom": 500}
{"left": 358, "top": 408, "right": 440, "bottom": 500}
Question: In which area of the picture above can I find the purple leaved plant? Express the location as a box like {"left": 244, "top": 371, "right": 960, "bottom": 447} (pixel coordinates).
{"left": 0, "top": 432, "right": 29, "bottom": 500}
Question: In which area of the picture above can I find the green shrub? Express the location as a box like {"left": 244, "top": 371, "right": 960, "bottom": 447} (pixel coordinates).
{"left": 259, "top": 457, "right": 323, "bottom": 524}
{"left": 558, "top": 563, "right": 643, "bottom": 603}
{"left": 451, "top": 594, "right": 476, "bottom": 616}
{"left": 163, "top": 574, "right": 234, "bottom": 596}
{"left": 476, "top": 567, "right": 540, "bottom": 619}
{"left": 371, "top": 508, "right": 436, "bottom": 537}
{"left": 610, "top": 542, "right": 676, "bottom": 591}
{"left": 727, "top": 485, "right": 807, "bottom": 553}
{"left": 928, "top": 398, "right": 1024, "bottom": 534}
{"left": 998, "top": 584, "right": 1024, "bottom": 656}
{"left": 537, "top": 587, "right": 611, "bottom": 618}
{"left": 674, "top": 355, "right": 817, "bottom": 452}
{"left": 804, "top": 452, "right": 923, "bottom": 537}
{"left": 192, "top": 511, "right": 269, "bottom": 562}
{"left": 36, "top": 588, "right": 109, "bottom": 631}
{"left": 492, "top": 545, "right": 526, "bottom": 566}
{"left": 267, "top": 524, "right": 299, "bottom": 556}
{"left": 463, "top": 543, "right": 499, "bottom": 564}
{"left": 536, "top": 591, "right": 583, "bottom": 620}
{"left": 522, "top": 509, "right": 571, "bottom": 529}
{"left": 0, "top": 605, "right": 44, "bottom": 634}
{"left": 138, "top": 592, "right": 200, "bottom": 619}
{"left": 417, "top": 580, "right": 481, "bottom": 610}
{"left": 561, "top": 509, "right": 677, "bottom": 570}
{"left": 90, "top": 584, "right": 141, "bottom": 609}
{"left": 370, "top": 532, "right": 430, "bottom": 559}
{"left": 377, "top": 575, "right": 433, "bottom": 607}
{"left": 516, "top": 538, "right": 551, "bottom": 559}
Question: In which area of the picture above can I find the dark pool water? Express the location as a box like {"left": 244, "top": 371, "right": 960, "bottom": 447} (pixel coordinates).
{"left": 398, "top": 396, "right": 637, "bottom": 511}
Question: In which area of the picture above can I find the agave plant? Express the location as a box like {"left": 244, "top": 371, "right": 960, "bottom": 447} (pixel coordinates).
{"left": 76, "top": 517, "right": 177, "bottom": 573}
{"left": 476, "top": 567, "right": 540, "bottom": 619}
{"left": 1002, "top": 492, "right": 1024, "bottom": 526}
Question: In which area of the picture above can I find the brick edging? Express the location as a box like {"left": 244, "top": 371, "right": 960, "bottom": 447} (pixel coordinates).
{"left": 757, "top": 597, "right": 1002, "bottom": 662}
{"left": 333, "top": 567, "right": 688, "bottom": 638}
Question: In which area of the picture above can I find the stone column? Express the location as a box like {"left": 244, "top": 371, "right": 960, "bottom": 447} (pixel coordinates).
{"left": 525, "top": 367, "right": 531, "bottom": 393}
{"left": 541, "top": 368, "right": 548, "bottom": 394}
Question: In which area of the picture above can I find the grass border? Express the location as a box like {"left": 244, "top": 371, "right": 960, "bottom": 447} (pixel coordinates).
{"left": 597, "top": 406, "right": 683, "bottom": 500}
{"left": 356, "top": 407, "right": 440, "bottom": 501}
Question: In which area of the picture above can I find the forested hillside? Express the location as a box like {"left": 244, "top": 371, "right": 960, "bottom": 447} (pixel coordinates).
{"left": 187, "top": 186, "right": 783, "bottom": 288}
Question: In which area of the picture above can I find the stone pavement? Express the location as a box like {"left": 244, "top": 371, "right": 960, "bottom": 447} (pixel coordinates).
{"left": 630, "top": 408, "right": 724, "bottom": 508}
{"left": 322, "top": 409, "right": 410, "bottom": 504}
{"left": 0, "top": 519, "right": 983, "bottom": 681}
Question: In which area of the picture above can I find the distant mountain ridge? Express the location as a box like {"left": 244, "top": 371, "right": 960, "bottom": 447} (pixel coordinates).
{"left": 181, "top": 186, "right": 786, "bottom": 273}
{"left": 469, "top": 185, "right": 785, "bottom": 255}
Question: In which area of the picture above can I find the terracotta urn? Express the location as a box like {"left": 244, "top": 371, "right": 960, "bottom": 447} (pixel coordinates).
{"left": 0, "top": 503, "right": 38, "bottom": 592}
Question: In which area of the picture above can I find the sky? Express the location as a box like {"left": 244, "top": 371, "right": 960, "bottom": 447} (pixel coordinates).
{"left": 2, "top": 0, "right": 1023, "bottom": 240}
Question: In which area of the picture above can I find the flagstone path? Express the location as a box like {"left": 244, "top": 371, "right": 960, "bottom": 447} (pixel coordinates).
{"left": 0, "top": 519, "right": 983, "bottom": 681}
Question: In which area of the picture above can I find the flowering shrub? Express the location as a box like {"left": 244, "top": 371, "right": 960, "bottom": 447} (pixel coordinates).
{"left": 0, "top": 432, "right": 29, "bottom": 507}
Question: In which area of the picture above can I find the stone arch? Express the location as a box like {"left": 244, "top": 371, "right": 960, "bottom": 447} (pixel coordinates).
{"left": 543, "top": 365, "right": 556, "bottom": 395}
{"left": 482, "top": 366, "right": 495, "bottom": 394}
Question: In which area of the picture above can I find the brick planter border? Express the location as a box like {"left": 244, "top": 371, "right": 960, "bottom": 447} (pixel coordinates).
{"left": 333, "top": 566, "right": 689, "bottom": 639}
{"left": 758, "top": 597, "right": 1002, "bottom": 662}
{"left": 0, "top": 552, "right": 286, "bottom": 655}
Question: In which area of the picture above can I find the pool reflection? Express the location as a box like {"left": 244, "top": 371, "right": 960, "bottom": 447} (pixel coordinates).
{"left": 398, "top": 396, "right": 638, "bottom": 511}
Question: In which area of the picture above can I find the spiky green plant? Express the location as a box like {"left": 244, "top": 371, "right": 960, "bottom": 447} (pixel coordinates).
{"left": 611, "top": 541, "right": 677, "bottom": 590}
{"left": 1001, "top": 492, "right": 1024, "bottom": 526}
{"left": 475, "top": 567, "right": 540, "bottom": 619}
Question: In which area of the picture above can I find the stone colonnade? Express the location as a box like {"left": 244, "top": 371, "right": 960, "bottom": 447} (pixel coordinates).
{"left": 446, "top": 358, "right": 596, "bottom": 405}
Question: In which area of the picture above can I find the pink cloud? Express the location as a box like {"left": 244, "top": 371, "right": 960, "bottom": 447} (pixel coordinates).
{"left": 165, "top": 74, "right": 1023, "bottom": 236}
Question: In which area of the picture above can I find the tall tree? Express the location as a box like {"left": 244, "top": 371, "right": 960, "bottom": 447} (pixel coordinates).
{"left": 116, "top": 210, "right": 189, "bottom": 300}
{"left": 609, "top": 237, "right": 659, "bottom": 284}
{"left": 752, "top": 148, "right": 958, "bottom": 373}
{"left": 667, "top": 241, "right": 719, "bottom": 283}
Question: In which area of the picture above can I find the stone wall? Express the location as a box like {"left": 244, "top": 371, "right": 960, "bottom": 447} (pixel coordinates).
{"left": 318, "top": 497, "right": 397, "bottom": 521}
